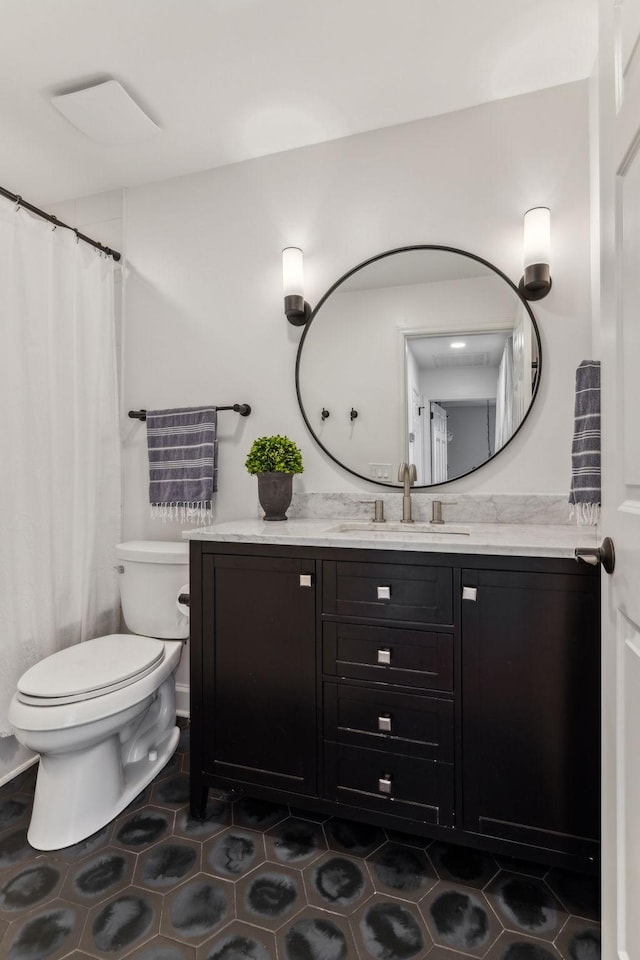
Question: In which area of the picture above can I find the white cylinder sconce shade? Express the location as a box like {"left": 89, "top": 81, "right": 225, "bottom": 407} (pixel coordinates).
{"left": 283, "top": 247, "right": 311, "bottom": 325}
{"left": 523, "top": 207, "right": 550, "bottom": 268}
{"left": 283, "top": 247, "right": 304, "bottom": 298}
{"left": 520, "top": 207, "right": 552, "bottom": 300}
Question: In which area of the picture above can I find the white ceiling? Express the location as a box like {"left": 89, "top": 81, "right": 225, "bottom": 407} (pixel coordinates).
{"left": 0, "top": 0, "right": 598, "bottom": 205}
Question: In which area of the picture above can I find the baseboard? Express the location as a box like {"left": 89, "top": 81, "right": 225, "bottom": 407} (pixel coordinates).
{"left": 175, "top": 682, "right": 190, "bottom": 719}
{"left": 0, "top": 753, "right": 39, "bottom": 789}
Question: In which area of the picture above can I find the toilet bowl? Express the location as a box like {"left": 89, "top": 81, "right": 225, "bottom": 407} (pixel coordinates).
{"left": 9, "top": 540, "right": 189, "bottom": 851}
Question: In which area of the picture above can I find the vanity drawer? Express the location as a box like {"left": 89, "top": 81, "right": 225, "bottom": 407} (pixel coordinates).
{"left": 324, "top": 742, "right": 454, "bottom": 827}
{"left": 323, "top": 559, "right": 453, "bottom": 625}
{"left": 323, "top": 622, "right": 453, "bottom": 691}
{"left": 324, "top": 682, "right": 454, "bottom": 761}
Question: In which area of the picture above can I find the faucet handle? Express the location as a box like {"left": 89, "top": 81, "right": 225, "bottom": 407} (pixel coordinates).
{"left": 359, "top": 499, "right": 385, "bottom": 522}
{"left": 430, "top": 499, "right": 457, "bottom": 524}
{"left": 409, "top": 463, "right": 417, "bottom": 482}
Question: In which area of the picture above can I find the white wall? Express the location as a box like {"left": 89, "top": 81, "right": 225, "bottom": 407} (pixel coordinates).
{"left": 420, "top": 365, "right": 501, "bottom": 404}
{"left": 2, "top": 80, "right": 591, "bottom": 781}
{"left": 443, "top": 403, "right": 496, "bottom": 478}
{"left": 122, "top": 79, "right": 592, "bottom": 536}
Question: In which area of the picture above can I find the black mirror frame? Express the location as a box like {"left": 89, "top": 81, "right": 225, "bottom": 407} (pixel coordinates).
{"left": 295, "top": 244, "right": 543, "bottom": 489}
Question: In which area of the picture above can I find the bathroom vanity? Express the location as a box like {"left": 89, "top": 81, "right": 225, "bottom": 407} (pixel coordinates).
{"left": 188, "top": 520, "right": 601, "bottom": 873}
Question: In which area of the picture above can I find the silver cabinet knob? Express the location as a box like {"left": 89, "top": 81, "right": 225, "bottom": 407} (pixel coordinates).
{"left": 377, "top": 585, "right": 391, "bottom": 600}
{"left": 462, "top": 586, "right": 477, "bottom": 601}
{"left": 377, "top": 648, "right": 391, "bottom": 665}
{"left": 378, "top": 774, "right": 393, "bottom": 794}
{"left": 378, "top": 714, "right": 392, "bottom": 733}
{"left": 299, "top": 574, "right": 313, "bottom": 587}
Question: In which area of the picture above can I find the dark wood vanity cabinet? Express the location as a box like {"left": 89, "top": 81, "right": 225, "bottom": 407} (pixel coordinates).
{"left": 461, "top": 567, "right": 601, "bottom": 864}
{"left": 192, "top": 552, "right": 317, "bottom": 799}
{"left": 190, "top": 540, "right": 600, "bottom": 872}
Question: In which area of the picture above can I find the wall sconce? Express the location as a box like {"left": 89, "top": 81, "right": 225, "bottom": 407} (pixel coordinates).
{"left": 519, "top": 207, "right": 552, "bottom": 301}
{"left": 283, "top": 247, "right": 312, "bottom": 325}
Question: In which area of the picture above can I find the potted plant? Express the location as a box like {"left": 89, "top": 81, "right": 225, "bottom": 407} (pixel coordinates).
{"left": 245, "top": 435, "right": 303, "bottom": 520}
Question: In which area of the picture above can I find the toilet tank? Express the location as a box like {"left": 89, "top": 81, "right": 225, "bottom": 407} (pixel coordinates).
{"left": 115, "top": 540, "right": 190, "bottom": 640}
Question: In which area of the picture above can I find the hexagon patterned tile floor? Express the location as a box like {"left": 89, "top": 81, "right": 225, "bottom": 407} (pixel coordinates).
{"left": 0, "top": 721, "right": 600, "bottom": 960}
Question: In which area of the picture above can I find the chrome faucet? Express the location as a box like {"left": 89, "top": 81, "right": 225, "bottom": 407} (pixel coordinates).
{"left": 398, "top": 462, "right": 417, "bottom": 522}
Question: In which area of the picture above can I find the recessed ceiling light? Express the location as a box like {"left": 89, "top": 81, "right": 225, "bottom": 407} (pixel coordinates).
{"left": 51, "top": 80, "right": 160, "bottom": 145}
{"left": 450, "top": 341, "right": 466, "bottom": 349}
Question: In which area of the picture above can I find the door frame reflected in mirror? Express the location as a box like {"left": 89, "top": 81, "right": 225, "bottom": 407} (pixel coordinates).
{"left": 401, "top": 325, "right": 517, "bottom": 485}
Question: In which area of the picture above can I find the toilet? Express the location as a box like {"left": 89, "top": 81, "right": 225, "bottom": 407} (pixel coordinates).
{"left": 9, "top": 540, "right": 189, "bottom": 851}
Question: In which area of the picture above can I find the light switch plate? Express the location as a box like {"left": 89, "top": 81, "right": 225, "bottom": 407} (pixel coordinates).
{"left": 369, "top": 462, "right": 392, "bottom": 480}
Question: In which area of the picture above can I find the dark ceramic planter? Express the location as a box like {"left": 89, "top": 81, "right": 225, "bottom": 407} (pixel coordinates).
{"left": 257, "top": 472, "right": 293, "bottom": 521}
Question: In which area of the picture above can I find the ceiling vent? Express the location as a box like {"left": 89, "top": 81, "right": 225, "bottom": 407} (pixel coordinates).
{"left": 51, "top": 80, "right": 160, "bottom": 145}
{"left": 433, "top": 351, "right": 490, "bottom": 368}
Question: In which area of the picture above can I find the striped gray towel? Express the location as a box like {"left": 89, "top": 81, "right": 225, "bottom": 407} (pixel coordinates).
{"left": 147, "top": 406, "right": 217, "bottom": 523}
{"left": 569, "top": 361, "right": 600, "bottom": 525}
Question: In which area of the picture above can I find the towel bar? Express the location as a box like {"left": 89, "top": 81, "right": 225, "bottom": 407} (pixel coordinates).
{"left": 128, "top": 404, "right": 251, "bottom": 421}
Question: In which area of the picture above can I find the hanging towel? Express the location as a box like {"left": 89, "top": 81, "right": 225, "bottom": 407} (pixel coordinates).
{"left": 147, "top": 406, "right": 217, "bottom": 523}
{"left": 569, "top": 361, "right": 601, "bottom": 525}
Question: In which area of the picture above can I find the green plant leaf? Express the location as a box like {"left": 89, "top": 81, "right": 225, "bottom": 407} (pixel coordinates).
{"left": 245, "top": 435, "right": 304, "bottom": 475}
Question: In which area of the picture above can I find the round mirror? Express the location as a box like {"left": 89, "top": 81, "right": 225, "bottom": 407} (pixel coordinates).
{"left": 296, "top": 245, "right": 541, "bottom": 487}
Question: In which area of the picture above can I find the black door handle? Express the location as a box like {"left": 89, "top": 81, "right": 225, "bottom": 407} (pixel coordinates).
{"left": 575, "top": 537, "right": 615, "bottom": 574}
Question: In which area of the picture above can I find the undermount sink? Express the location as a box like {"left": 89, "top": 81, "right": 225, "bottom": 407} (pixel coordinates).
{"left": 327, "top": 521, "right": 471, "bottom": 536}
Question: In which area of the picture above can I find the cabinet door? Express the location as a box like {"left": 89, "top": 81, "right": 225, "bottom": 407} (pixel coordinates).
{"left": 461, "top": 569, "right": 600, "bottom": 863}
{"left": 203, "top": 554, "right": 316, "bottom": 795}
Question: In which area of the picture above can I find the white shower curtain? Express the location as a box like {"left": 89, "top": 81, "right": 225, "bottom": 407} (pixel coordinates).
{"left": 0, "top": 197, "right": 121, "bottom": 736}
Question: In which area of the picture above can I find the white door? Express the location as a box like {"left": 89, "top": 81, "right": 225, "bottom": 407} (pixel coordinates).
{"left": 599, "top": 2, "right": 640, "bottom": 957}
{"left": 409, "top": 386, "right": 426, "bottom": 485}
{"left": 430, "top": 402, "right": 448, "bottom": 484}
{"left": 511, "top": 307, "right": 533, "bottom": 431}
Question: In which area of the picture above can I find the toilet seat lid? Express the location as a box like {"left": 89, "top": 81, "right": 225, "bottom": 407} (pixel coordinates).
{"left": 17, "top": 634, "right": 165, "bottom": 705}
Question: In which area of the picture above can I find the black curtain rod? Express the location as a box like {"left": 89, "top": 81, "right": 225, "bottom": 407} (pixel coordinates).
{"left": 0, "top": 186, "right": 121, "bottom": 262}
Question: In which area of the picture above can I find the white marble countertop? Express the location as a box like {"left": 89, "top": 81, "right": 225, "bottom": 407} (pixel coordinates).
{"left": 185, "top": 518, "right": 600, "bottom": 559}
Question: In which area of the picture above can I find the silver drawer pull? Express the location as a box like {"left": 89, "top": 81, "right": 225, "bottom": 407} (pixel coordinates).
{"left": 299, "top": 574, "right": 313, "bottom": 587}
{"left": 377, "top": 585, "right": 391, "bottom": 600}
{"left": 378, "top": 714, "right": 392, "bottom": 733}
{"left": 378, "top": 774, "right": 393, "bottom": 795}
{"left": 377, "top": 648, "right": 391, "bottom": 666}
{"left": 462, "top": 586, "right": 477, "bottom": 601}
